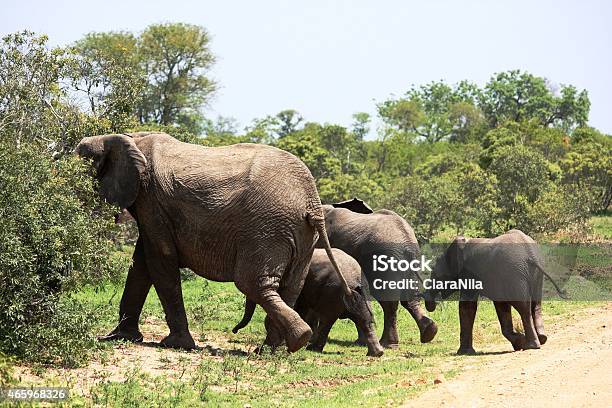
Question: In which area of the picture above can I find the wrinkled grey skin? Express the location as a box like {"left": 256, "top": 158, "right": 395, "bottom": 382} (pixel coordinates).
{"left": 423, "top": 229, "right": 566, "bottom": 354}
{"left": 75, "top": 132, "right": 354, "bottom": 352}
{"left": 315, "top": 199, "right": 438, "bottom": 348}
{"left": 233, "top": 249, "right": 384, "bottom": 357}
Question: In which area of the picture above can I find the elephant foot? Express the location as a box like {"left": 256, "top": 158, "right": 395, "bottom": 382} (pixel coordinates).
{"left": 285, "top": 320, "right": 312, "bottom": 353}
{"left": 522, "top": 340, "right": 541, "bottom": 350}
{"left": 97, "top": 326, "right": 143, "bottom": 343}
{"left": 510, "top": 335, "right": 527, "bottom": 351}
{"left": 306, "top": 344, "right": 324, "bottom": 353}
{"left": 354, "top": 338, "right": 368, "bottom": 346}
{"left": 457, "top": 346, "right": 477, "bottom": 355}
{"left": 160, "top": 331, "right": 196, "bottom": 350}
{"left": 419, "top": 318, "right": 438, "bottom": 343}
{"left": 538, "top": 333, "right": 548, "bottom": 345}
{"left": 380, "top": 332, "right": 399, "bottom": 349}
{"left": 380, "top": 341, "right": 399, "bottom": 349}
{"left": 367, "top": 344, "right": 384, "bottom": 357}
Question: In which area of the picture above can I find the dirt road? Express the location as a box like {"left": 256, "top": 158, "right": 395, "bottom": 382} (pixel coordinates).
{"left": 403, "top": 303, "right": 612, "bottom": 408}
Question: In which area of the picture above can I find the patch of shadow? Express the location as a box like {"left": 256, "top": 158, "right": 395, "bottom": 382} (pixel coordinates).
{"left": 138, "top": 341, "right": 203, "bottom": 352}
{"left": 136, "top": 341, "right": 250, "bottom": 356}
{"left": 202, "top": 344, "right": 250, "bottom": 357}
{"left": 450, "top": 350, "right": 514, "bottom": 356}
{"left": 326, "top": 338, "right": 361, "bottom": 347}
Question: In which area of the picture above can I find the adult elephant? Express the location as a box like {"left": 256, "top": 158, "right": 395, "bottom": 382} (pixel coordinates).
{"left": 317, "top": 198, "right": 438, "bottom": 348}
{"left": 75, "top": 132, "right": 354, "bottom": 352}
{"left": 423, "top": 229, "right": 567, "bottom": 354}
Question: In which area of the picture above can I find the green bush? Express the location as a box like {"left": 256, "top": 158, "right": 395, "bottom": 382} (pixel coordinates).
{"left": 0, "top": 352, "right": 16, "bottom": 389}
{"left": 0, "top": 141, "right": 125, "bottom": 366}
{"left": 515, "top": 185, "right": 591, "bottom": 235}
{"left": 560, "top": 140, "right": 612, "bottom": 212}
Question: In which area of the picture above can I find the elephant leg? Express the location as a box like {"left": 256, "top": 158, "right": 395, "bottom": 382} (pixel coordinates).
{"left": 514, "top": 301, "right": 540, "bottom": 350}
{"left": 262, "top": 315, "right": 284, "bottom": 350}
{"left": 531, "top": 301, "right": 547, "bottom": 345}
{"left": 143, "top": 240, "right": 195, "bottom": 350}
{"left": 235, "top": 257, "right": 312, "bottom": 353}
{"left": 401, "top": 298, "right": 438, "bottom": 343}
{"left": 300, "top": 309, "right": 320, "bottom": 341}
{"left": 306, "top": 316, "right": 336, "bottom": 353}
{"left": 457, "top": 300, "right": 478, "bottom": 355}
{"left": 348, "top": 314, "right": 384, "bottom": 357}
{"left": 263, "top": 294, "right": 312, "bottom": 354}
{"left": 99, "top": 237, "right": 150, "bottom": 343}
{"left": 277, "top": 281, "right": 313, "bottom": 352}
{"left": 494, "top": 301, "right": 525, "bottom": 351}
{"left": 354, "top": 324, "right": 368, "bottom": 346}
{"left": 379, "top": 300, "right": 400, "bottom": 348}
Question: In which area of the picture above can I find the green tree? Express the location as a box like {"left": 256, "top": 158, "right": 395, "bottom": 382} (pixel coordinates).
{"left": 275, "top": 109, "right": 303, "bottom": 138}
{"left": 244, "top": 115, "right": 279, "bottom": 144}
{"left": 415, "top": 144, "right": 481, "bottom": 178}
{"left": 515, "top": 185, "right": 591, "bottom": 234}
{"left": 480, "top": 70, "right": 590, "bottom": 131}
{"left": 317, "top": 173, "right": 384, "bottom": 204}
{"left": 560, "top": 140, "right": 612, "bottom": 212}
{"left": 275, "top": 124, "right": 340, "bottom": 179}
{"left": 0, "top": 32, "right": 66, "bottom": 146}
{"left": 383, "top": 175, "right": 459, "bottom": 241}
{"left": 367, "top": 127, "right": 417, "bottom": 174}
{"left": 138, "top": 23, "right": 217, "bottom": 133}
{"left": 351, "top": 112, "right": 371, "bottom": 141}
{"left": 69, "top": 32, "right": 143, "bottom": 131}
{"left": 318, "top": 124, "right": 363, "bottom": 174}
{"left": 480, "top": 120, "right": 570, "bottom": 166}
{"left": 488, "top": 145, "right": 551, "bottom": 228}
{"left": 377, "top": 99, "right": 422, "bottom": 137}
{"left": 378, "top": 80, "right": 484, "bottom": 143}
{"left": 0, "top": 31, "right": 114, "bottom": 152}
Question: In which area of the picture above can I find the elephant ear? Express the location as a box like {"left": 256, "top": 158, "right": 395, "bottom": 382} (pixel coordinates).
{"left": 98, "top": 135, "right": 147, "bottom": 209}
{"left": 331, "top": 198, "right": 374, "bottom": 214}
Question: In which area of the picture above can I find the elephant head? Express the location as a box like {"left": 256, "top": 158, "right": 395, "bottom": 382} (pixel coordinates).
{"left": 75, "top": 134, "right": 147, "bottom": 210}
{"left": 424, "top": 236, "right": 468, "bottom": 312}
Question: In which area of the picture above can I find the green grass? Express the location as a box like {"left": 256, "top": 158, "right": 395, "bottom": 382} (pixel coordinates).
{"left": 9, "top": 215, "right": 611, "bottom": 407}
{"left": 589, "top": 212, "right": 612, "bottom": 239}
{"left": 56, "top": 272, "right": 600, "bottom": 407}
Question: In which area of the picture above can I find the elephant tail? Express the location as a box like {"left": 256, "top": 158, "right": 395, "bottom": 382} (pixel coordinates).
{"left": 531, "top": 261, "right": 569, "bottom": 299}
{"left": 232, "top": 298, "right": 257, "bottom": 334}
{"left": 310, "top": 216, "right": 353, "bottom": 298}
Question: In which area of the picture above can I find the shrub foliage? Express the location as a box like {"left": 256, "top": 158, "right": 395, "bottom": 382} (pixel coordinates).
{"left": 0, "top": 141, "right": 124, "bottom": 366}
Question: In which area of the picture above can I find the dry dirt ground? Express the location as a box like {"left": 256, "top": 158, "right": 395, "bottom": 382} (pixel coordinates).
{"left": 403, "top": 302, "right": 612, "bottom": 408}
{"left": 13, "top": 318, "right": 249, "bottom": 396}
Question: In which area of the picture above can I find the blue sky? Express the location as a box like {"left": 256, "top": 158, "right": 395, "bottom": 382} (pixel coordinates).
{"left": 3, "top": 0, "right": 611, "bottom": 135}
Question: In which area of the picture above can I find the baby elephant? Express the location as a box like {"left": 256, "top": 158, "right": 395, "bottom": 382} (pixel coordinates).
{"left": 233, "top": 248, "right": 384, "bottom": 357}
{"left": 423, "top": 229, "right": 566, "bottom": 354}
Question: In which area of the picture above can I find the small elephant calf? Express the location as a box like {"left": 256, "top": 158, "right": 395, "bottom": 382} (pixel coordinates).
{"left": 423, "top": 229, "right": 566, "bottom": 354}
{"left": 233, "top": 248, "right": 384, "bottom": 357}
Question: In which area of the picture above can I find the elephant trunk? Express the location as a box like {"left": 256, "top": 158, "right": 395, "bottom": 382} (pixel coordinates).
{"left": 232, "top": 298, "right": 257, "bottom": 333}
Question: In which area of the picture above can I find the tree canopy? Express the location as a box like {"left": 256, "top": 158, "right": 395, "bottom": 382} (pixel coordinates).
{"left": 0, "top": 28, "right": 609, "bottom": 243}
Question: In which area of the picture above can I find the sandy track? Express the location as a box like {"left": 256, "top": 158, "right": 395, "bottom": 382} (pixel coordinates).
{"left": 403, "top": 303, "right": 612, "bottom": 408}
